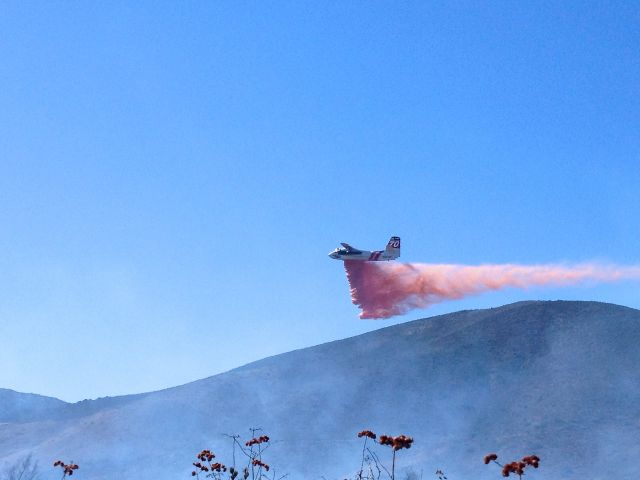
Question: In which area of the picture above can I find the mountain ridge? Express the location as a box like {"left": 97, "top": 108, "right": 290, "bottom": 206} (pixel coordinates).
{"left": 5, "top": 299, "right": 631, "bottom": 403}
{"left": 2, "top": 300, "right": 639, "bottom": 480}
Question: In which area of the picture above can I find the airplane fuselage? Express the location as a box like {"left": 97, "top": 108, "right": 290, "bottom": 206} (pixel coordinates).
{"left": 328, "top": 249, "right": 395, "bottom": 261}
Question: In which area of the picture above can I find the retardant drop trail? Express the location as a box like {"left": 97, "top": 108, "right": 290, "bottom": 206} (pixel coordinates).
{"left": 344, "top": 261, "right": 640, "bottom": 319}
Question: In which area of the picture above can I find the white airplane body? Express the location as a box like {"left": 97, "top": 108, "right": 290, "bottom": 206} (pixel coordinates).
{"left": 328, "top": 236, "right": 401, "bottom": 261}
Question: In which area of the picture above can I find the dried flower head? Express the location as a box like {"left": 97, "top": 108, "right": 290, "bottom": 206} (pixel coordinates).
{"left": 391, "top": 435, "right": 413, "bottom": 451}
{"left": 522, "top": 455, "right": 540, "bottom": 468}
{"left": 484, "top": 453, "right": 498, "bottom": 464}
{"left": 501, "top": 462, "right": 515, "bottom": 477}
{"left": 245, "top": 435, "right": 270, "bottom": 447}
{"left": 53, "top": 461, "right": 79, "bottom": 478}
{"left": 378, "top": 434, "right": 413, "bottom": 450}
{"left": 251, "top": 459, "right": 270, "bottom": 472}
{"left": 197, "top": 450, "right": 215, "bottom": 462}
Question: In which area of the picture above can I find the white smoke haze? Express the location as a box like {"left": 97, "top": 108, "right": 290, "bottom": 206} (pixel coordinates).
{"left": 1, "top": 301, "right": 640, "bottom": 479}
{"left": 344, "top": 261, "right": 640, "bottom": 319}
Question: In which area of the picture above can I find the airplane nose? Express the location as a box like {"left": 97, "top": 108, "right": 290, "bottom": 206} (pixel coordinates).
{"left": 328, "top": 252, "right": 338, "bottom": 259}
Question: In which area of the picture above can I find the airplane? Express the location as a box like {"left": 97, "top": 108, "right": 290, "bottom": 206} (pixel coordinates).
{"left": 328, "top": 236, "right": 400, "bottom": 261}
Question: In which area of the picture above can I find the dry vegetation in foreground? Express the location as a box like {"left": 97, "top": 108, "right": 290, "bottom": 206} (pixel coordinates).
{"left": 355, "top": 429, "right": 413, "bottom": 480}
{"left": 0, "top": 455, "right": 39, "bottom": 480}
{"left": 191, "top": 429, "right": 276, "bottom": 480}
{"left": 52, "top": 461, "right": 78, "bottom": 480}
{"left": 2, "top": 429, "right": 541, "bottom": 480}
{"left": 483, "top": 453, "right": 540, "bottom": 478}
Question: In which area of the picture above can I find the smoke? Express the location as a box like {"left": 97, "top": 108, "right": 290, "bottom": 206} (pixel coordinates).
{"left": 344, "top": 261, "right": 640, "bottom": 319}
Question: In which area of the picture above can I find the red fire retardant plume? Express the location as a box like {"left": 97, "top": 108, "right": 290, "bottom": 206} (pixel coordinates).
{"left": 344, "top": 261, "right": 640, "bottom": 319}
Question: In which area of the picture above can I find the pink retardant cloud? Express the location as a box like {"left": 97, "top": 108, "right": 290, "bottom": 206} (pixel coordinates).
{"left": 344, "top": 261, "right": 640, "bottom": 319}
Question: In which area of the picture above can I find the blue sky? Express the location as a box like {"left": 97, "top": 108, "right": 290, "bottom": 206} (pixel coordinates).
{"left": 1, "top": 1, "right": 638, "bottom": 402}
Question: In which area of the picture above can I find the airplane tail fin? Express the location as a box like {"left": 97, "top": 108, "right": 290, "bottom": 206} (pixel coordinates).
{"left": 385, "top": 236, "right": 401, "bottom": 259}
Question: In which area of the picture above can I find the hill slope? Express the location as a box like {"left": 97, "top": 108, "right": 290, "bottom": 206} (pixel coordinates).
{"left": 0, "top": 389, "right": 67, "bottom": 423}
{"left": 1, "top": 301, "right": 639, "bottom": 479}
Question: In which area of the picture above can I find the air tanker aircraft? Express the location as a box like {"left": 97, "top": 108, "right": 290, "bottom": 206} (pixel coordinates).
{"left": 328, "top": 236, "right": 400, "bottom": 261}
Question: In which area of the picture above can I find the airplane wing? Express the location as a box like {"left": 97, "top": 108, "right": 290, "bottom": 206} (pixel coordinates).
{"left": 340, "top": 243, "right": 362, "bottom": 253}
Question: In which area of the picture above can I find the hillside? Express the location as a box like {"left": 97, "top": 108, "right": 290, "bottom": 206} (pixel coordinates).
{"left": 0, "top": 389, "right": 66, "bottom": 423}
{"left": 1, "top": 301, "right": 639, "bottom": 479}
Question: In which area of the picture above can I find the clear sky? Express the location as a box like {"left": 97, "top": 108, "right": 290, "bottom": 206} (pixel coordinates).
{"left": 1, "top": 1, "right": 638, "bottom": 402}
